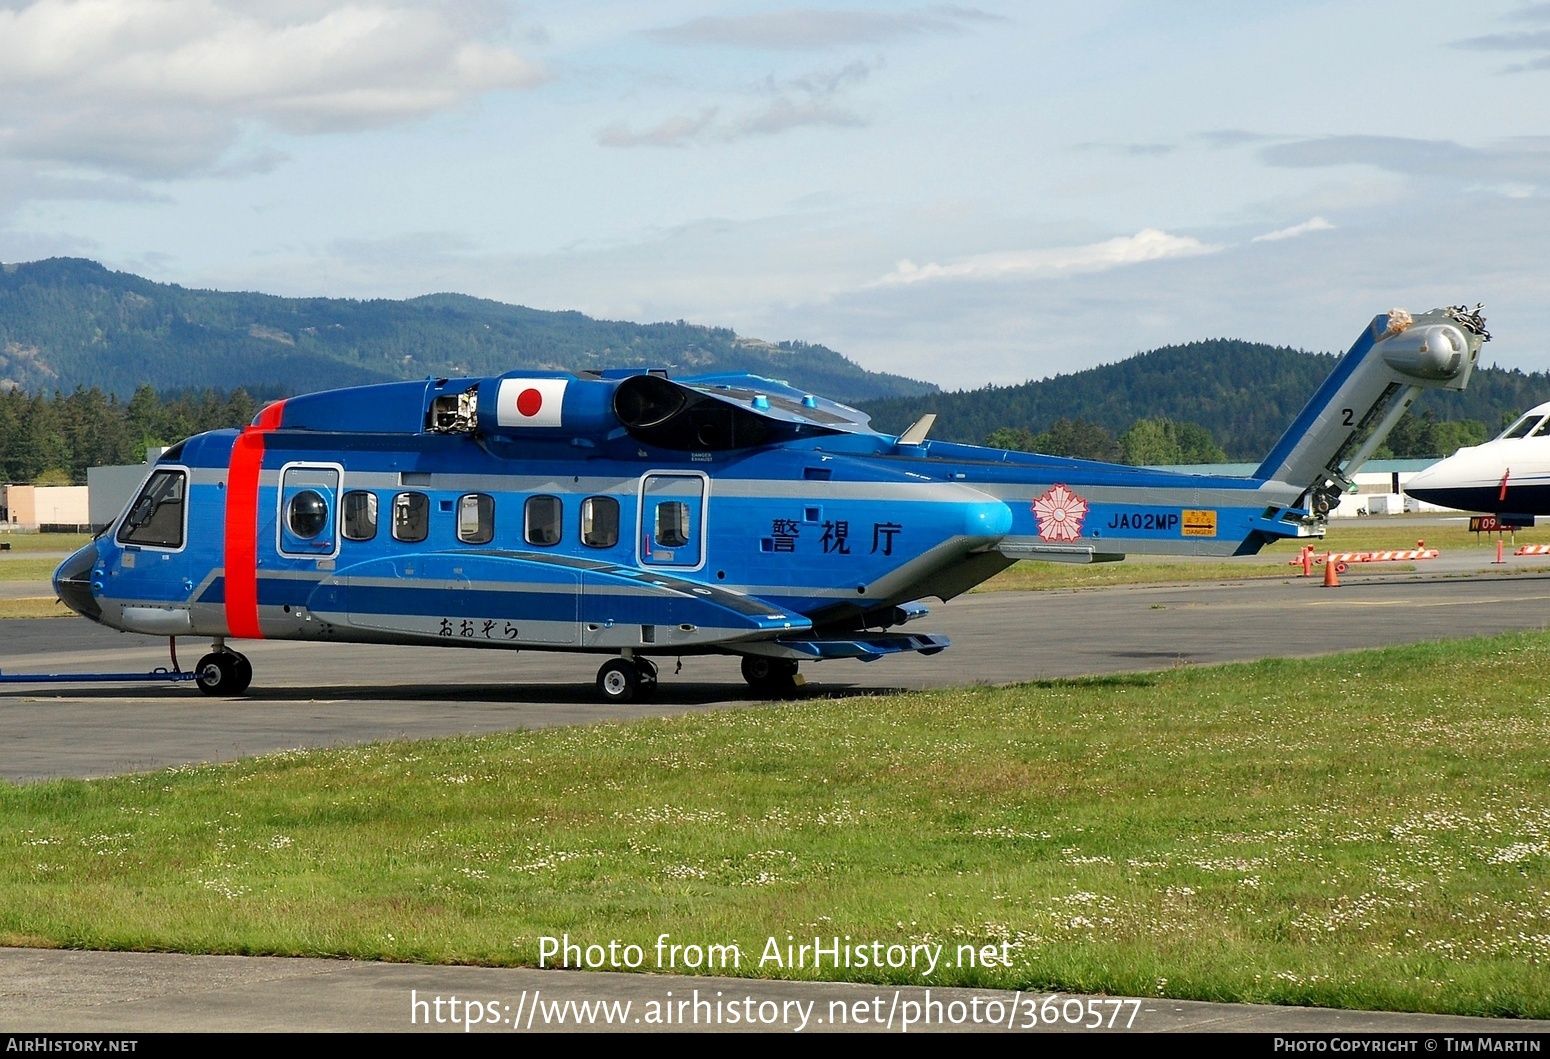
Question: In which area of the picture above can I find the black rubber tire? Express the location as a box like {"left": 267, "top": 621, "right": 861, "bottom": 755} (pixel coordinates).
{"left": 194, "top": 652, "right": 250, "bottom": 696}
{"left": 229, "top": 653, "right": 254, "bottom": 694}
{"left": 740, "top": 656, "right": 798, "bottom": 695}
{"left": 634, "top": 658, "right": 659, "bottom": 700}
{"left": 597, "top": 658, "right": 639, "bottom": 703}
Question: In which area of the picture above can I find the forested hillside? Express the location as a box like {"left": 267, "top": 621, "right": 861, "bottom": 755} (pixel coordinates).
{"left": 0, "top": 386, "right": 257, "bottom": 485}
{"left": 0, "top": 258, "right": 935, "bottom": 404}
{"left": 7, "top": 257, "right": 1548, "bottom": 475}
{"left": 859, "top": 339, "right": 1550, "bottom": 460}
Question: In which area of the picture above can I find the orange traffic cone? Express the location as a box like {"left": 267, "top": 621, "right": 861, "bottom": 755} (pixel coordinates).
{"left": 1323, "top": 556, "right": 1339, "bottom": 587}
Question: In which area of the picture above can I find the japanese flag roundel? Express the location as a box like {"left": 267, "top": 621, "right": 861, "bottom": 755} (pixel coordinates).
{"left": 496, "top": 378, "right": 568, "bottom": 428}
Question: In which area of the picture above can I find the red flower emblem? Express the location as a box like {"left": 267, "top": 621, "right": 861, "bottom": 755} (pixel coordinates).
{"left": 1032, "top": 484, "right": 1089, "bottom": 542}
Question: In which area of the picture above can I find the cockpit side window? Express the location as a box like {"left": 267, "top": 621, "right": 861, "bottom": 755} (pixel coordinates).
{"left": 1502, "top": 415, "right": 1544, "bottom": 440}
{"left": 1531, "top": 419, "right": 1550, "bottom": 439}
{"left": 116, "top": 469, "right": 186, "bottom": 548}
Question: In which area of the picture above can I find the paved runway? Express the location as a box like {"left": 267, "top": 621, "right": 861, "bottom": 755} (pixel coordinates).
{"left": 6, "top": 948, "right": 1548, "bottom": 1034}
{"left": 4, "top": 564, "right": 1550, "bottom": 782}
{"left": 6, "top": 565, "right": 1550, "bottom": 1034}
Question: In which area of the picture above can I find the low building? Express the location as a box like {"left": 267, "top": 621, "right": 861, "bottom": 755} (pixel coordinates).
{"left": 0, "top": 484, "right": 91, "bottom": 532}
{"left": 1, "top": 448, "right": 165, "bottom": 534}
{"left": 87, "top": 449, "right": 163, "bottom": 532}
{"left": 1152, "top": 459, "right": 1449, "bottom": 518}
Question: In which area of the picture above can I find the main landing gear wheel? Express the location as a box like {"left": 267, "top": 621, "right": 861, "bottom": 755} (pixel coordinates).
{"left": 195, "top": 651, "right": 252, "bottom": 696}
{"left": 740, "top": 656, "right": 799, "bottom": 696}
{"left": 596, "top": 658, "right": 658, "bottom": 703}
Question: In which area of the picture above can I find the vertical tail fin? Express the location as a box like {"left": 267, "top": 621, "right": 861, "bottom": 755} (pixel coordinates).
{"left": 1254, "top": 305, "right": 1488, "bottom": 514}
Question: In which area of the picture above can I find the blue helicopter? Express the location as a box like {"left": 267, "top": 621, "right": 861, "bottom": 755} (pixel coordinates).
{"left": 53, "top": 305, "right": 1487, "bottom": 701}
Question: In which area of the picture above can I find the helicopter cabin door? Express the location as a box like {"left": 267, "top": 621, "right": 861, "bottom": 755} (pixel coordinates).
{"left": 638, "top": 473, "right": 707, "bottom": 571}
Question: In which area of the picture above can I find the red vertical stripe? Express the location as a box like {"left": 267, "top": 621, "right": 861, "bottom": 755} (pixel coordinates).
{"left": 255, "top": 400, "right": 285, "bottom": 430}
{"left": 224, "top": 402, "right": 284, "bottom": 639}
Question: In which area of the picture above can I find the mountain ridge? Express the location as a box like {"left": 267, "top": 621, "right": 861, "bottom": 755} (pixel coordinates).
{"left": 0, "top": 257, "right": 936, "bottom": 404}
{"left": 6, "top": 257, "right": 1549, "bottom": 461}
{"left": 857, "top": 339, "right": 1550, "bottom": 460}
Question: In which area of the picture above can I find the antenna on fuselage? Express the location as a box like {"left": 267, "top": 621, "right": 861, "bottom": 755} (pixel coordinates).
{"left": 897, "top": 414, "right": 937, "bottom": 446}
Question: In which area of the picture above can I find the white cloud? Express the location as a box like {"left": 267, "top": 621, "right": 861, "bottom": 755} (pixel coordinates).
{"left": 1261, "top": 135, "right": 1550, "bottom": 186}
{"left": 598, "top": 61, "right": 871, "bottom": 147}
{"left": 647, "top": 7, "right": 1001, "bottom": 51}
{"left": 0, "top": 0, "right": 542, "bottom": 180}
{"left": 870, "top": 229, "right": 1221, "bottom": 287}
{"left": 598, "top": 108, "right": 720, "bottom": 148}
{"left": 1468, "top": 182, "right": 1538, "bottom": 198}
{"left": 1251, "top": 216, "right": 1335, "bottom": 242}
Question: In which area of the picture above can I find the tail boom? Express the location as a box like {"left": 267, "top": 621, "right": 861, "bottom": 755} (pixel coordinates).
{"left": 1254, "top": 305, "right": 1488, "bottom": 515}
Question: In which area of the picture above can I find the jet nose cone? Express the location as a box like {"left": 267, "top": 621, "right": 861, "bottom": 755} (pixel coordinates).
{"left": 53, "top": 542, "right": 102, "bottom": 622}
{"left": 1403, "top": 455, "right": 1459, "bottom": 501}
{"left": 1404, "top": 464, "right": 1437, "bottom": 494}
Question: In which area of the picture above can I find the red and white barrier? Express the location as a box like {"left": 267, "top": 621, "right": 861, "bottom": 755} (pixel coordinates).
{"left": 1514, "top": 544, "right": 1550, "bottom": 556}
{"left": 1323, "top": 548, "right": 1439, "bottom": 563}
{"left": 1289, "top": 542, "right": 1439, "bottom": 569}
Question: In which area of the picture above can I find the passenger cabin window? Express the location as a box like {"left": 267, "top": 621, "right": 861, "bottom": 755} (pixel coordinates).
{"left": 525, "top": 495, "right": 562, "bottom": 546}
{"left": 581, "top": 496, "right": 620, "bottom": 548}
{"left": 458, "top": 494, "right": 495, "bottom": 544}
{"left": 117, "top": 469, "right": 186, "bottom": 548}
{"left": 342, "top": 490, "right": 378, "bottom": 541}
{"left": 392, "top": 492, "right": 429, "bottom": 542}
{"left": 655, "top": 501, "right": 691, "bottom": 548}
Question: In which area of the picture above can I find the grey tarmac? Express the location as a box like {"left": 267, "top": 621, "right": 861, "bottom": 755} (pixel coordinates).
{"left": 3, "top": 565, "right": 1550, "bottom": 783}
{"left": 3, "top": 947, "right": 1549, "bottom": 1034}
{"left": 4, "top": 565, "right": 1550, "bottom": 1033}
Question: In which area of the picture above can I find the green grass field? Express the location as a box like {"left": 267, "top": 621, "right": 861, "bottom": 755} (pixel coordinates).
{"left": 4, "top": 632, "right": 1550, "bottom": 1016}
{"left": 0, "top": 534, "right": 87, "bottom": 617}
{"left": 0, "top": 533, "right": 91, "bottom": 556}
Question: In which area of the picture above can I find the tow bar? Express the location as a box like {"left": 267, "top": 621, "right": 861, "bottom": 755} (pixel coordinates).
{"left": 0, "top": 637, "right": 199, "bottom": 686}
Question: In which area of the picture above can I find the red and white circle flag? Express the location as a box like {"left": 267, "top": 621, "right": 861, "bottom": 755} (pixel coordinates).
{"left": 495, "top": 378, "right": 569, "bottom": 428}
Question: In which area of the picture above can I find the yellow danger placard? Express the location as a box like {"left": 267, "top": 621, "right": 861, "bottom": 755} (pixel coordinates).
{"left": 1181, "top": 509, "right": 1217, "bottom": 537}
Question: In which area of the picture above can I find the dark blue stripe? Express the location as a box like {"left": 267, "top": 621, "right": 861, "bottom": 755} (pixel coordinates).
{"left": 1404, "top": 483, "right": 1550, "bottom": 515}
{"left": 321, "top": 583, "right": 775, "bottom": 630}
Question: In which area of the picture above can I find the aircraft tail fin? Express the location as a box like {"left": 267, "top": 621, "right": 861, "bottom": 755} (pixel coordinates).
{"left": 1253, "top": 305, "right": 1489, "bottom": 514}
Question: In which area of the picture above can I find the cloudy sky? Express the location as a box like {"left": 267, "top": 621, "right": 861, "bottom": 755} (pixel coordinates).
{"left": 2, "top": 0, "right": 1548, "bottom": 387}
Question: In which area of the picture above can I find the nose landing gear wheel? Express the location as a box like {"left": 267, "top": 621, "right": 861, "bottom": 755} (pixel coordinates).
{"left": 194, "top": 651, "right": 253, "bottom": 696}
{"left": 740, "top": 656, "right": 799, "bottom": 696}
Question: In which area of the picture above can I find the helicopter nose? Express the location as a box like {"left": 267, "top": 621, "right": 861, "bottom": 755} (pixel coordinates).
{"left": 966, "top": 499, "right": 1014, "bottom": 538}
{"left": 53, "top": 542, "right": 102, "bottom": 623}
